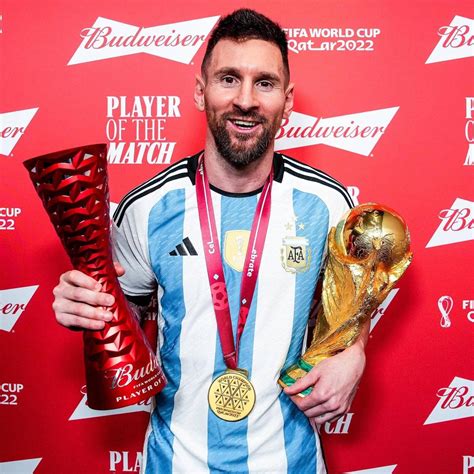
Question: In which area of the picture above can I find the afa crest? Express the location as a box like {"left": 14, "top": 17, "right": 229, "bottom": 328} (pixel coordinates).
{"left": 281, "top": 236, "right": 311, "bottom": 273}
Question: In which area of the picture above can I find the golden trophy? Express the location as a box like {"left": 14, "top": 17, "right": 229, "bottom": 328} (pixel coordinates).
{"left": 279, "top": 203, "right": 413, "bottom": 395}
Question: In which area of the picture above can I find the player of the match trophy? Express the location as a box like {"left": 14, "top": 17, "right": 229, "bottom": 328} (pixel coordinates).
{"left": 279, "top": 203, "right": 413, "bottom": 394}
{"left": 24, "top": 144, "right": 166, "bottom": 409}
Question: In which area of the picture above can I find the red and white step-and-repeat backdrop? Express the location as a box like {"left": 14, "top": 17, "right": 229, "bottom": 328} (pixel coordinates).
{"left": 1, "top": 1, "right": 472, "bottom": 473}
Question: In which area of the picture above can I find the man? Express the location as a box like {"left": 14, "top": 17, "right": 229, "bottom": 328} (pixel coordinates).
{"left": 53, "top": 9, "right": 367, "bottom": 473}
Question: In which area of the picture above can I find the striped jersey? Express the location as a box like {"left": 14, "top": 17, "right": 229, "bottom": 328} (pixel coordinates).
{"left": 112, "top": 152, "right": 353, "bottom": 474}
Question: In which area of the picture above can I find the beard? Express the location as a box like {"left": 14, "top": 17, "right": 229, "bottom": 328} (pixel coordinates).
{"left": 207, "top": 109, "right": 281, "bottom": 169}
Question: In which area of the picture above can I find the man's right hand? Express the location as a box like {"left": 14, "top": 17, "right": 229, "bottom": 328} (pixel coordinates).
{"left": 52, "top": 264, "right": 124, "bottom": 330}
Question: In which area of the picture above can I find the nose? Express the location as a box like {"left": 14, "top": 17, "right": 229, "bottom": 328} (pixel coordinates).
{"left": 232, "top": 80, "right": 259, "bottom": 112}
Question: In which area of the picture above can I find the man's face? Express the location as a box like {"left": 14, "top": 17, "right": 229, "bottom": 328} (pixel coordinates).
{"left": 196, "top": 39, "right": 293, "bottom": 168}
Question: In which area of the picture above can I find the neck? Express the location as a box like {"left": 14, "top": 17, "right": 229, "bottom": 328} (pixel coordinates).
{"left": 204, "top": 134, "right": 274, "bottom": 194}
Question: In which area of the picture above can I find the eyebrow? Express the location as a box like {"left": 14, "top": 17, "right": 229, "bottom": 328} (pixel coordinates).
{"left": 214, "top": 67, "right": 282, "bottom": 84}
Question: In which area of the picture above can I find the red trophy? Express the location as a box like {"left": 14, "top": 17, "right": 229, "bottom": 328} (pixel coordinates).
{"left": 24, "top": 144, "right": 166, "bottom": 409}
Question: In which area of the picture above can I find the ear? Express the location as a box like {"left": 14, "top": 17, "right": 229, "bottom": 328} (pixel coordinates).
{"left": 283, "top": 82, "right": 295, "bottom": 119}
{"left": 194, "top": 74, "right": 206, "bottom": 112}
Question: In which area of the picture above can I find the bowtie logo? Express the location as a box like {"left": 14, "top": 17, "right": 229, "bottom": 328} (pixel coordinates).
{"left": 426, "top": 15, "right": 474, "bottom": 64}
{"left": 438, "top": 295, "right": 454, "bottom": 328}
{"left": 0, "top": 108, "right": 38, "bottom": 156}
{"left": 275, "top": 107, "right": 399, "bottom": 157}
{"left": 426, "top": 198, "right": 474, "bottom": 248}
{"left": 68, "top": 16, "right": 220, "bottom": 66}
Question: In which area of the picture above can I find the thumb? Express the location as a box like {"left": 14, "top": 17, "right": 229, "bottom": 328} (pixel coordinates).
{"left": 283, "top": 367, "right": 320, "bottom": 396}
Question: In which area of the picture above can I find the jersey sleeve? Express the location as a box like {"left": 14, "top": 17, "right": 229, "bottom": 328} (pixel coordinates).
{"left": 112, "top": 203, "right": 157, "bottom": 297}
{"left": 328, "top": 187, "right": 354, "bottom": 230}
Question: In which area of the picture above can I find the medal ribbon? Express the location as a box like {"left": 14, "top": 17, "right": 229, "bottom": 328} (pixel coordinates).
{"left": 196, "top": 154, "right": 273, "bottom": 370}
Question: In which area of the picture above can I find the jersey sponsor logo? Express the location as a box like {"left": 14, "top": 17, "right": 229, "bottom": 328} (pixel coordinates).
{"left": 0, "top": 285, "right": 39, "bottom": 332}
{"left": 169, "top": 237, "right": 198, "bottom": 256}
{"left": 275, "top": 107, "right": 399, "bottom": 157}
{"left": 70, "top": 386, "right": 152, "bottom": 420}
{"left": 344, "top": 465, "right": 397, "bottom": 474}
{"left": 465, "top": 97, "right": 474, "bottom": 166}
{"left": 223, "top": 230, "right": 250, "bottom": 271}
{"left": 370, "top": 288, "right": 399, "bottom": 332}
{"left": 68, "top": 16, "right": 219, "bottom": 65}
{"left": 424, "top": 376, "right": 474, "bottom": 425}
{"left": 0, "top": 108, "right": 38, "bottom": 156}
{"left": 426, "top": 198, "right": 474, "bottom": 248}
{"left": 0, "top": 458, "right": 42, "bottom": 473}
{"left": 109, "top": 451, "right": 142, "bottom": 472}
{"left": 426, "top": 16, "right": 474, "bottom": 64}
{"left": 281, "top": 235, "right": 311, "bottom": 273}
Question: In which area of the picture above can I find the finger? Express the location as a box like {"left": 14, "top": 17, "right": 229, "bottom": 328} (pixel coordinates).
{"left": 313, "top": 412, "right": 338, "bottom": 426}
{"left": 54, "top": 299, "right": 113, "bottom": 322}
{"left": 113, "top": 261, "right": 125, "bottom": 277}
{"left": 284, "top": 370, "right": 319, "bottom": 396}
{"left": 61, "top": 270, "right": 101, "bottom": 291}
{"left": 303, "top": 401, "right": 337, "bottom": 418}
{"left": 289, "top": 387, "right": 329, "bottom": 412}
{"left": 56, "top": 312, "right": 106, "bottom": 331}
{"left": 58, "top": 285, "right": 115, "bottom": 307}
{"left": 325, "top": 412, "right": 343, "bottom": 424}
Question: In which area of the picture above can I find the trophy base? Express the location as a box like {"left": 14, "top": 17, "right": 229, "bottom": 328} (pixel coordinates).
{"left": 278, "top": 359, "right": 314, "bottom": 396}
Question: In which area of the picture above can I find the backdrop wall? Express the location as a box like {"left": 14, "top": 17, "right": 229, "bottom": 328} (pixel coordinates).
{"left": 1, "top": 1, "right": 473, "bottom": 473}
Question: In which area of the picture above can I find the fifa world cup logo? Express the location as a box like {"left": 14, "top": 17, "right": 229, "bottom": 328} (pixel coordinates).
{"left": 438, "top": 295, "right": 454, "bottom": 328}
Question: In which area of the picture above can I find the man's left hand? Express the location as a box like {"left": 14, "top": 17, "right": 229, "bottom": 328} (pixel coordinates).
{"left": 283, "top": 343, "right": 366, "bottom": 425}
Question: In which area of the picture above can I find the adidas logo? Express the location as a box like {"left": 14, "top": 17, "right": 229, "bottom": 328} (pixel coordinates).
{"left": 169, "top": 237, "right": 198, "bottom": 256}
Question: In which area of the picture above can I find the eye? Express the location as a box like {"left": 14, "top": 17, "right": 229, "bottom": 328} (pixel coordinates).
{"left": 221, "top": 75, "right": 238, "bottom": 87}
{"left": 257, "top": 80, "right": 274, "bottom": 91}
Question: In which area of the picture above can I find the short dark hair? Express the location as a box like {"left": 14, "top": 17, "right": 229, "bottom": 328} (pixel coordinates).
{"left": 201, "top": 9, "right": 289, "bottom": 82}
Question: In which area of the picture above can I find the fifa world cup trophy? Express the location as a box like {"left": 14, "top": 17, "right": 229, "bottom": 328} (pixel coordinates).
{"left": 279, "top": 203, "right": 413, "bottom": 394}
{"left": 24, "top": 144, "right": 166, "bottom": 409}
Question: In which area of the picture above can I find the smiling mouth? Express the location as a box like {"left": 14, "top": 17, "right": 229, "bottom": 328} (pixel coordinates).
{"left": 228, "top": 118, "right": 262, "bottom": 131}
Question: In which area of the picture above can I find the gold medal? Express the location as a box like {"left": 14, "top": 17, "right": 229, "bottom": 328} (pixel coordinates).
{"left": 208, "top": 369, "right": 256, "bottom": 421}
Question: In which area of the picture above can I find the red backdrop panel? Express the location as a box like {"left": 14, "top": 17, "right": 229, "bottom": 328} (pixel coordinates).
{"left": 1, "top": 1, "right": 472, "bottom": 473}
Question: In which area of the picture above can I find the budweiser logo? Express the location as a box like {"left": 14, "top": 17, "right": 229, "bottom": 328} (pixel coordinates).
{"left": 344, "top": 465, "right": 397, "bottom": 474}
{"left": 70, "top": 386, "right": 151, "bottom": 420}
{"left": 68, "top": 16, "right": 219, "bottom": 65}
{"left": 0, "top": 108, "right": 38, "bottom": 156}
{"left": 0, "top": 285, "right": 38, "bottom": 332}
{"left": 426, "top": 15, "right": 474, "bottom": 64}
{"left": 426, "top": 198, "right": 474, "bottom": 248}
{"left": 0, "top": 458, "right": 42, "bottom": 473}
{"left": 424, "top": 376, "right": 474, "bottom": 425}
{"left": 274, "top": 107, "right": 398, "bottom": 156}
{"left": 108, "top": 355, "right": 159, "bottom": 389}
